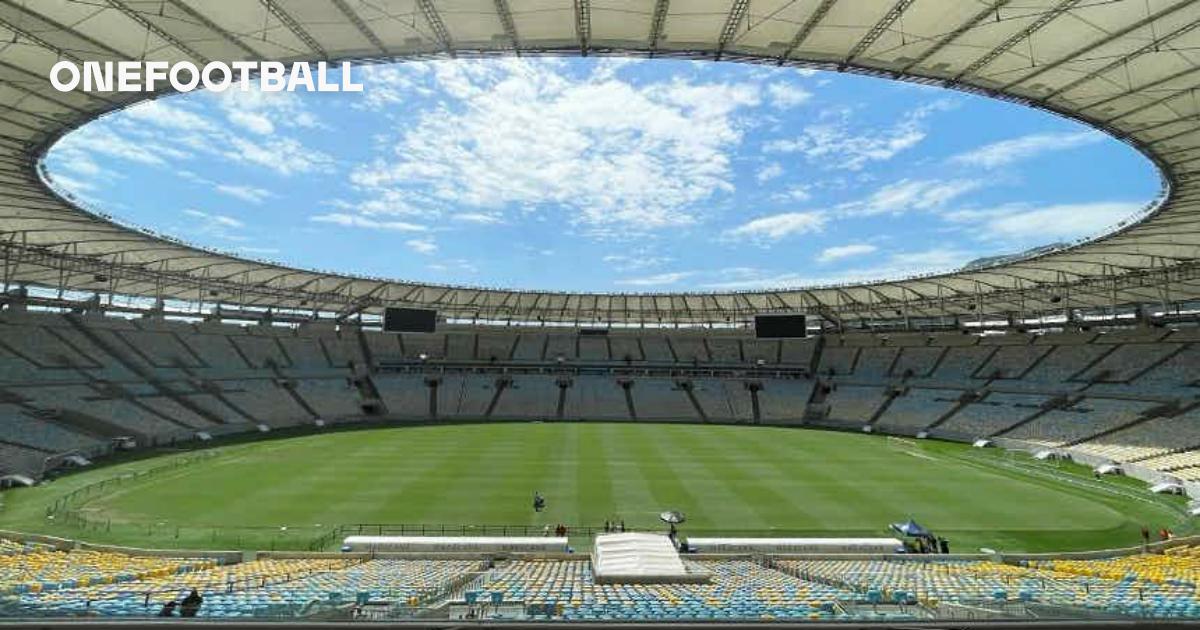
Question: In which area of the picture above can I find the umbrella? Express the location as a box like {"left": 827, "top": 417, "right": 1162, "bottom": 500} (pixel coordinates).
{"left": 890, "top": 518, "right": 933, "bottom": 538}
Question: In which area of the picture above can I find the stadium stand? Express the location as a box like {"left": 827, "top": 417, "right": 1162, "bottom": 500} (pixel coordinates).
{"left": 480, "top": 559, "right": 867, "bottom": 621}
{"left": 891, "top": 347, "right": 944, "bottom": 379}
{"left": 1, "top": 307, "right": 1200, "bottom": 494}
{"left": 491, "top": 376, "right": 559, "bottom": 419}
{"left": 757, "top": 379, "right": 814, "bottom": 424}
{"left": 934, "top": 393, "right": 1050, "bottom": 440}
{"left": 1000, "top": 399, "right": 1157, "bottom": 448}
{"left": 873, "top": 388, "right": 963, "bottom": 434}
{"left": 779, "top": 550, "right": 1200, "bottom": 618}
{"left": 13, "top": 541, "right": 1200, "bottom": 621}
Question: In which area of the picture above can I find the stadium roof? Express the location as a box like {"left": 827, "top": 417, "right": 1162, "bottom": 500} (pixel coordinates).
{"left": 0, "top": 0, "right": 1198, "bottom": 325}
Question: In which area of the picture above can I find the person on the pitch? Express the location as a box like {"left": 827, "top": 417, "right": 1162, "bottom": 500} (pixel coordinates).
{"left": 532, "top": 491, "right": 546, "bottom": 513}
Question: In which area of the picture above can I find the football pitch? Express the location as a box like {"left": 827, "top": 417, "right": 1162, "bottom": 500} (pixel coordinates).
{"left": 0, "top": 423, "right": 1189, "bottom": 552}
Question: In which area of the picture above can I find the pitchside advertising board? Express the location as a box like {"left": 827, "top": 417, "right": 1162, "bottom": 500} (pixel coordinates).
{"left": 383, "top": 307, "right": 437, "bottom": 334}
{"left": 754, "top": 314, "right": 807, "bottom": 338}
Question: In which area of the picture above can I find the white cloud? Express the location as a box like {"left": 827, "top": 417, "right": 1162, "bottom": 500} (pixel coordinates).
{"left": 724, "top": 211, "right": 826, "bottom": 242}
{"left": 58, "top": 126, "right": 185, "bottom": 167}
{"left": 46, "top": 172, "right": 96, "bottom": 193}
{"left": 180, "top": 209, "right": 246, "bottom": 241}
{"left": 615, "top": 271, "right": 694, "bottom": 286}
{"left": 406, "top": 237, "right": 438, "bottom": 255}
{"left": 217, "top": 88, "right": 319, "bottom": 135}
{"left": 426, "top": 258, "right": 478, "bottom": 274}
{"left": 355, "top": 64, "right": 432, "bottom": 111}
{"left": 699, "top": 269, "right": 824, "bottom": 290}
{"left": 766, "top": 83, "right": 812, "bottom": 109}
{"left": 845, "top": 178, "right": 981, "bottom": 217}
{"left": 764, "top": 100, "right": 954, "bottom": 170}
{"left": 349, "top": 58, "right": 762, "bottom": 234}
{"left": 310, "top": 213, "right": 427, "bottom": 231}
{"left": 237, "top": 246, "right": 280, "bottom": 255}
{"left": 817, "top": 243, "right": 877, "bottom": 264}
{"left": 453, "top": 212, "right": 504, "bottom": 224}
{"left": 699, "top": 247, "right": 974, "bottom": 289}
{"left": 226, "top": 110, "right": 274, "bottom": 135}
{"left": 603, "top": 252, "right": 672, "bottom": 272}
{"left": 773, "top": 185, "right": 812, "bottom": 203}
{"left": 225, "top": 137, "right": 332, "bottom": 176}
{"left": 215, "top": 184, "right": 272, "bottom": 204}
{"left": 125, "top": 100, "right": 211, "bottom": 131}
{"left": 756, "top": 163, "right": 784, "bottom": 183}
{"left": 946, "top": 201, "right": 1140, "bottom": 243}
{"left": 951, "top": 130, "right": 1103, "bottom": 169}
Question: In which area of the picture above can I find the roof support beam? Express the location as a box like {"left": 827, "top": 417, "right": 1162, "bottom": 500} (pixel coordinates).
{"left": 573, "top": 0, "right": 591, "bottom": 56}
{"left": 777, "top": 0, "right": 836, "bottom": 65}
{"left": 1087, "top": 67, "right": 1200, "bottom": 120}
{"left": 260, "top": 0, "right": 326, "bottom": 59}
{"left": 417, "top": 0, "right": 453, "bottom": 56}
{"left": 105, "top": 0, "right": 209, "bottom": 63}
{"left": 331, "top": 0, "right": 387, "bottom": 56}
{"left": 0, "top": 0, "right": 129, "bottom": 61}
{"left": 1045, "top": 14, "right": 1200, "bottom": 104}
{"left": 0, "top": 63, "right": 106, "bottom": 112}
{"left": 901, "top": 1, "right": 1010, "bottom": 73}
{"left": 843, "top": 0, "right": 917, "bottom": 66}
{"left": 0, "top": 57, "right": 113, "bottom": 104}
{"left": 493, "top": 0, "right": 520, "bottom": 52}
{"left": 164, "top": 0, "right": 260, "bottom": 59}
{"left": 648, "top": 0, "right": 669, "bottom": 54}
{"left": 952, "top": 0, "right": 1082, "bottom": 82}
{"left": 1003, "top": 0, "right": 1195, "bottom": 94}
{"left": 715, "top": 0, "right": 751, "bottom": 60}
{"left": 0, "top": 14, "right": 87, "bottom": 63}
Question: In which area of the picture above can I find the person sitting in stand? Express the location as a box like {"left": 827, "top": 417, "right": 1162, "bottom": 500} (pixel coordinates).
{"left": 157, "top": 600, "right": 178, "bottom": 617}
{"left": 180, "top": 589, "right": 203, "bottom": 618}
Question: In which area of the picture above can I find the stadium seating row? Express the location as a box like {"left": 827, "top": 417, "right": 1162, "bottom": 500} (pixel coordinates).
{"left": 9, "top": 540, "right": 1200, "bottom": 620}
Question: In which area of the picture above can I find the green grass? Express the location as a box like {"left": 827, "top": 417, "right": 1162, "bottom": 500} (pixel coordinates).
{"left": 0, "top": 423, "right": 1189, "bottom": 552}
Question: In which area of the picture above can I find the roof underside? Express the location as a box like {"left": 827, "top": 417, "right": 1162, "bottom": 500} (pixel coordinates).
{"left": 0, "top": 0, "right": 1198, "bottom": 324}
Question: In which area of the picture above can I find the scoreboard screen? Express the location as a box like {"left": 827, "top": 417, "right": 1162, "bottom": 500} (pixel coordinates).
{"left": 754, "top": 314, "right": 807, "bottom": 338}
{"left": 383, "top": 307, "right": 437, "bottom": 333}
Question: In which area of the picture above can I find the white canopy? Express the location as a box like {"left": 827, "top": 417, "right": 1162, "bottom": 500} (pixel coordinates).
{"left": 687, "top": 537, "right": 902, "bottom": 554}
{"left": 341, "top": 535, "right": 568, "bottom": 553}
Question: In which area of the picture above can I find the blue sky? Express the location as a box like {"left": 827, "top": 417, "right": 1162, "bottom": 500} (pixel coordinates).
{"left": 44, "top": 58, "right": 1159, "bottom": 292}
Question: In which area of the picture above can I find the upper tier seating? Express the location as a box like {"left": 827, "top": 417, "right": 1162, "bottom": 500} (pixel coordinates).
{"left": 1001, "top": 398, "right": 1156, "bottom": 447}
{"left": 934, "top": 393, "right": 1049, "bottom": 439}
{"left": 874, "top": 389, "right": 962, "bottom": 433}
{"left": 1070, "top": 408, "right": 1200, "bottom": 463}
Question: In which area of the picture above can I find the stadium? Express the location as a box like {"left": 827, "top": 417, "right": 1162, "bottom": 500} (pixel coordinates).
{"left": 1, "top": 0, "right": 1200, "bottom": 626}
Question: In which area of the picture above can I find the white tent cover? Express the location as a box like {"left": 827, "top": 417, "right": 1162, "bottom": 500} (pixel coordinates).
{"left": 342, "top": 535, "right": 568, "bottom": 552}
{"left": 686, "top": 537, "right": 902, "bottom": 554}
{"left": 592, "top": 533, "right": 695, "bottom": 583}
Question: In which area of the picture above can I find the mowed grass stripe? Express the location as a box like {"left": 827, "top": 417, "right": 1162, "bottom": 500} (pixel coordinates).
{"left": 574, "top": 424, "right": 616, "bottom": 527}
{"left": 621, "top": 424, "right": 711, "bottom": 528}
{"left": 665, "top": 425, "right": 795, "bottom": 530}
{"left": 730, "top": 428, "right": 886, "bottom": 528}
{"left": 2, "top": 423, "right": 1188, "bottom": 552}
